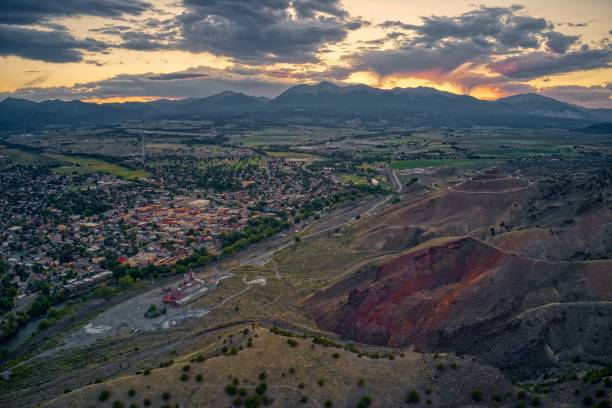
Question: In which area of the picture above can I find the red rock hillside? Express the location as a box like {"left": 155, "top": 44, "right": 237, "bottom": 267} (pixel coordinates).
{"left": 306, "top": 236, "right": 612, "bottom": 373}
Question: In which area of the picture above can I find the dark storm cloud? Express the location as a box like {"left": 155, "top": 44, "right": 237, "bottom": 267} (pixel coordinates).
{"left": 178, "top": 0, "right": 363, "bottom": 63}
{"left": 0, "top": 0, "right": 151, "bottom": 25}
{"left": 0, "top": 25, "right": 107, "bottom": 62}
{"left": 351, "top": 41, "right": 486, "bottom": 76}
{"left": 395, "top": 6, "right": 520, "bottom": 44}
{"left": 0, "top": 0, "right": 155, "bottom": 62}
{"left": 380, "top": 6, "right": 549, "bottom": 50}
{"left": 490, "top": 46, "right": 612, "bottom": 78}
{"left": 356, "top": 5, "right": 610, "bottom": 84}
{"left": 544, "top": 31, "right": 580, "bottom": 53}
{"left": 496, "top": 15, "right": 549, "bottom": 49}
{"left": 354, "top": 6, "right": 556, "bottom": 79}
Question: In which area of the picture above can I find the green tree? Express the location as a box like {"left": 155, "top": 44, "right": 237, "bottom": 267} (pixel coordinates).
{"left": 406, "top": 390, "right": 420, "bottom": 404}
{"left": 37, "top": 319, "right": 51, "bottom": 331}
{"left": 119, "top": 274, "right": 134, "bottom": 288}
{"left": 99, "top": 390, "right": 110, "bottom": 402}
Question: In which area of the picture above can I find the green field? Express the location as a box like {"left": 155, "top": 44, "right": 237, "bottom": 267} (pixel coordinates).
{"left": 265, "top": 150, "right": 323, "bottom": 161}
{"left": 0, "top": 146, "right": 47, "bottom": 165}
{"left": 476, "top": 146, "right": 575, "bottom": 157}
{"left": 341, "top": 174, "right": 372, "bottom": 185}
{"left": 390, "top": 158, "right": 500, "bottom": 170}
{"left": 239, "top": 128, "right": 345, "bottom": 146}
{"left": 44, "top": 154, "right": 150, "bottom": 179}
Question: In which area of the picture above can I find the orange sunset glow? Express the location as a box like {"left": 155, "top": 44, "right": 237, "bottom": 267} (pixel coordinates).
{"left": 0, "top": 0, "right": 610, "bottom": 107}
{"left": 81, "top": 96, "right": 182, "bottom": 104}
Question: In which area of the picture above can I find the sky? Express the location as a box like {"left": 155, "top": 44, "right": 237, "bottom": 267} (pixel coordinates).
{"left": 0, "top": 0, "right": 610, "bottom": 107}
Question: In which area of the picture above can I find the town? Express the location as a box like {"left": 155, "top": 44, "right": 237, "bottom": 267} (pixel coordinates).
{"left": 1, "top": 1, "right": 611, "bottom": 407}
{"left": 0, "top": 138, "right": 385, "bottom": 341}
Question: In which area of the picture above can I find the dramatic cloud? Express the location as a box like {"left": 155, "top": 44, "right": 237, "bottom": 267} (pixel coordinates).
{"left": 0, "top": 2, "right": 609, "bottom": 107}
{"left": 0, "top": 0, "right": 151, "bottom": 25}
{"left": 351, "top": 4, "right": 611, "bottom": 103}
{"left": 0, "top": 0, "right": 155, "bottom": 62}
{"left": 350, "top": 41, "right": 486, "bottom": 77}
{"left": 357, "top": 6, "right": 560, "bottom": 80}
{"left": 0, "top": 67, "right": 291, "bottom": 101}
{"left": 0, "top": 25, "right": 107, "bottom": 62}
{"left": 490, "top": 46, "right": 612, "bottom": 78}
{"left": 381, "top": 6, "right": 549, "bottom": 50}
{"left": 178, "top": 0, "right": 363, "bottom": 63}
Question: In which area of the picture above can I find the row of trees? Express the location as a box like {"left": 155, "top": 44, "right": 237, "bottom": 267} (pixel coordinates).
{"left": 0, "top": 283, "right": 65, "bottom": 341}
{"left": 294, "top": 184, "right": 384, "bottom": 222}
{"left": 0, "top": 260, "right": 17, "bottom": 314}
{"left": 220, "top": 217, "right": 290, "bottom": 256}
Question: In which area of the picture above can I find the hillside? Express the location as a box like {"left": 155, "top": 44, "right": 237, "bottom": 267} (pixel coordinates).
{"left": 39, "top": 326, "right": 525, "bottom": 408}
{"left": 582, "top": 122, "right": 612, "bottom": 133}
{"left": 350, "top": 178, "right": 536, "bottom": 250}
{"left": 307, "top": 236, "right": 612, "bottom": 376}
{"left": 351, "top": 170, "right": 612, "bottom": 260}
{"left": 304, "top": 165, "right": 612, "bottom": 378}
{"left": 2, "top": 82, "right": 612, "bottom": 129}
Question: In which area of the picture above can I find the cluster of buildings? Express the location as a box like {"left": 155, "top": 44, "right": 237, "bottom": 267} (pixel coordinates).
{"left": 215, "top": 157, "right": 343, "bottom": 212}
{"left": 0, "top": 162, "right": 253, "bottom": 305}
{"left": 0, "top": 148, "right": 351, "bottom": 315}
{"left": 1, "top": 167, "right": 162, "bottom": 302}
{"left": 115, "top": 196, "right": 249, "bottom": 268}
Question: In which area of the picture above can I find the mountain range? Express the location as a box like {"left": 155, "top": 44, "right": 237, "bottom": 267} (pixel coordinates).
{"left": 1, "top": 82, "right": 611, "bottom": 130}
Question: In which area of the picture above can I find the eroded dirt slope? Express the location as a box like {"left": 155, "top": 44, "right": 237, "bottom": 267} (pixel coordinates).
{"left": 307, "top": 236, "right": 612, "bottom": 375}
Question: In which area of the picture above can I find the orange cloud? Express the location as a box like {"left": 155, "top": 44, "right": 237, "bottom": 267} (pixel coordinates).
{"left": 469, "top": 86, "right": 504, "bottom": 100}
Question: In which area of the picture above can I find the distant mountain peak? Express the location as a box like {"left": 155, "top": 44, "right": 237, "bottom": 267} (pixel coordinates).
{"left": 498, "top": 92, "right": 589, "bottom": 119}
{"left": 280, "top": 81, "right": 340, "bottom": 96}
{"left": 313, "top": 80, "right": 339, "bottom": 88}
{"left": 278, "top": 81, "right": 379, "bottom": 98}
{"left": 209, "top": 90, "right": 242, "bottom": 98}
{"left": 1, "top": 97, "right": 37, "bottom": 106}
{"left": 390, "top": 86, "right": 459, "bottom": 98}
{"left": 501, "top": 93, "right": 558, "bottom": 103}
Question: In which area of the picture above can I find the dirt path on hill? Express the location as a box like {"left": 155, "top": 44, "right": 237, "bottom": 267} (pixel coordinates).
{"left": 448, "top": 181, "right": 534, "bottom": 194}
{"left": 241, "top": 195, "right": 388, "bottom": 266}
{"left": 389, "top": 168, "right": 403, "bottom": 193}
